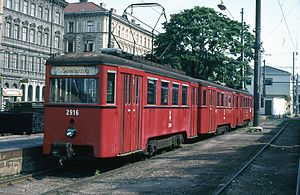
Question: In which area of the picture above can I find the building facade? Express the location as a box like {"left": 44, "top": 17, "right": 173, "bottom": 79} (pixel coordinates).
{"left": 246, "top": 66, "right": 292, "bottom": 116}
{"left": 64, "top": 0, "right": 152, "bottom": 56}
{"left": 1, "top": 0, "right": 67, "bottom": 109}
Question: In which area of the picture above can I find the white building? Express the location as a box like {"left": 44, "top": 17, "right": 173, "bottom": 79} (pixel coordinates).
{"left": 246, "top": 66, "right": 292, "bottom": 116}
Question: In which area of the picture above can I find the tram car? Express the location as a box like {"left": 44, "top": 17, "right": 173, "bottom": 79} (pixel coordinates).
{"left": 43, "top": 52, "right": 253, "bottom": 159}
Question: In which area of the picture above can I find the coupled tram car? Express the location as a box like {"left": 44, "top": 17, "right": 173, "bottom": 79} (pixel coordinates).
{"left": 43, "top": 52, "right": 253, "bottom": 160}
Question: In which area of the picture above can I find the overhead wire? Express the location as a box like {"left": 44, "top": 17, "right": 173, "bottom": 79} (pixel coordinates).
{"left": 264, "top": 0, "right": 299, "bottom": 41}
{"left": 277, "top": 0, "right": 296, "bottom": 50}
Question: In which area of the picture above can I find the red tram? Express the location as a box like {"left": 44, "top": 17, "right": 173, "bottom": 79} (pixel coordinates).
{"left": 43, "top": 52, "right": 253, "bottom": 159}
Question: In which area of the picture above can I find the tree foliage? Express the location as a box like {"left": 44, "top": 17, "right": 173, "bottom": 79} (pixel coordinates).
{"left": 153, "top": 6, "right": 255, "bottom": 89}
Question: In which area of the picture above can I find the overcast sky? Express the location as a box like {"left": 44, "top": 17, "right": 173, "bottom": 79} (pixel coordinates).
{"left": 67, "top": 0, "right": 300, "bottom": 75}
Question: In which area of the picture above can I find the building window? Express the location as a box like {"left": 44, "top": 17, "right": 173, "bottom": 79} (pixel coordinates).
{"left": 68, "top": 22, "right": 74, "bottom": 33}
{"left": 107, "top": 72, "right": 116, "bottom": 104}
{"left": 148, "top": 38, "right": 151, "bottom": 48}
{"left": 245, "top": 78, "right": 251, "bottom": 85}
{"left": 6, "top": 0, "right": 12, "bottom": 9}
{"left": 30, "top": 3, "right": 36, "bottom": 17}
{"left": 37, "top": 57, "right": 42, "bottom": 72}
{"left": 29, "top": 29, "right": 35, "bottom": 43}
{"left": 37, "top": 6, "right": 42, "bottom": 19}
{"left": 87, "top": 21, "right": 94, "bottom": 32}
{"left": 147, "top": 79, "right": 157, "bottom": 105}
{"left": 22, "top": 27, "right": 28, "bottom": 41}
{"left": 14, "top": 25, "right": 20, "bottom": 39}
{"left": 265, "top": 78, "right": 273, "bottom": 85}
{"left": 172, "top": 83, "right": 179, "bottom": 105}
{"left": 11, "top": 54, "right": 17, "bottom": 69}
{"left": 23, "top": 0, "right": 28, "bottom": 14}
{"left": 84, "top": 40, "right": 93, "bottom": 52}
{"left": 28, "top": 56, "right": 32, "bottom": 71}
{"left": 36, "top": 86, "right": 40, "bottom": 101}
{"left": 14, "top": 0, "right": 20, "bottom": 11}
{"left": 182, "top": 85, "right": 188, "bottom": 105}
{"left": 44, "top": 33, "right": 49, "bottom": 46}
{"left": 68, "top": 41, "right": 74, "bottom": 53}
{"left": 54, "top": 36, "right": 60, "bottom": 49}
{"left": 261, "top": 97, "right": 264, "bottom": 108}
{"left": 28, "top": 85, "right": 33, "bottom": 101}
{"left": 44, "top": 8, "right": 49, "bottom": 22}
{"left": 4, "top": 53, "right": 9, "bottom": 68}
{"left": 5, "top": 22, "right": 12, "bottom": 37}
{"left": 37, "top": 31, "right": 42, "bottom": 45}
{"left": 31, "top": 56, "right": 35, "bottom": 71}
{"left": 21, "top": 55, "right": 26, "bottom": 70}
{"left": 161, "top": 81, "right": 169, "bottom": 105}
{"left": 55, "top": 12, "right": 60, "bottom": 24}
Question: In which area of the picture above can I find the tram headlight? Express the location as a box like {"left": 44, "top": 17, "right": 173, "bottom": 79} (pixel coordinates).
{"left": 66, "top": 127, "right": 76, "bottom": 138}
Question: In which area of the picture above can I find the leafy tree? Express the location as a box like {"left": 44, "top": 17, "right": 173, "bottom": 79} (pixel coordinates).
{"left": 153, "top": 6, "right": 254, "bottom": 89}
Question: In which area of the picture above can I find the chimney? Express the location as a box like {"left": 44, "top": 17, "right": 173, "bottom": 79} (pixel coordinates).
{"left": 100, "top": 3, "right": 106, "bottom": 9}
{"left": 111, "top": 8, "right": 116, "bottom": 14}
{"left": 79, "top": 0, "right": 87, "bottom": 2}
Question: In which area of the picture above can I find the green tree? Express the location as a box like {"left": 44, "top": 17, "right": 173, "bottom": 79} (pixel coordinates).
{"left": 154, "top": 6, "right": 254, "bottom": 89}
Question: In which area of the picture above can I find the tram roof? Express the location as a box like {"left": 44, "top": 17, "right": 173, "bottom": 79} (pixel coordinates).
{"left": 47, "top": 52, "right": 251, "bottom": 96}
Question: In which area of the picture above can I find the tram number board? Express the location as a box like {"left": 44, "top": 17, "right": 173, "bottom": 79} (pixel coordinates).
{"left": 66, "top": 109, "right": 79, "bottom": 116}
{"left": 51, "top": 66, "right": 98, "bottom": 76}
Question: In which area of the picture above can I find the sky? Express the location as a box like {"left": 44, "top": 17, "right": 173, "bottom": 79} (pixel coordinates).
{"left": 67, "top": 0, "right": 300, "bottom": 75}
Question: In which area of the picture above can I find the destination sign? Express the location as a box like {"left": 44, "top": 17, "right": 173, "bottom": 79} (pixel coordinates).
{"left": 50, "top": 66, "right": 98, "bottom": 76}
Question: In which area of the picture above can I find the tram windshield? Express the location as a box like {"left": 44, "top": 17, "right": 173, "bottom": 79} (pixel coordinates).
{"left": 49, "top": 78, "right": 98, "bottom": 104}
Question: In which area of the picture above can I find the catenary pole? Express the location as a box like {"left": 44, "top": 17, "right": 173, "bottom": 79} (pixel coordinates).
{"left": 253, "top": 0, "right": 261, "bottom": 127}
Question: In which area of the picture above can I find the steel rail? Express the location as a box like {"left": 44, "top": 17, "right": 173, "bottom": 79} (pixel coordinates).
{"left": 296, "top": 151, "right": 300, "bottom": 195}
{"left": 214, "top": 120, "right": 290, "bottom": 195}
{"left": 0, "top": 168, "right": 61, "bottom": 188}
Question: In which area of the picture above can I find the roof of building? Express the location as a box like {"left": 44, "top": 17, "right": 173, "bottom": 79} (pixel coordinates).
{"left": 263, "top": 66, "right": 291, "bottom": 75}
{"left": 64, "top": 2, "right": 107, "bottom": 13}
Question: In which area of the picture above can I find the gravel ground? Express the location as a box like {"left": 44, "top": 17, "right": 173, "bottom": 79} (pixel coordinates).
{"left": 0, "top": 118, "right": 298, "bottom": 195}
{"left": 223, "top": 119, "right": 300, "bottom": 195}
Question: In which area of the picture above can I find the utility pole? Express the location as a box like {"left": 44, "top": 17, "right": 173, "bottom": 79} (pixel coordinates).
{"left": 263, "top": 60, "right": 266, "bottom": 98}
{"left": 253, "top": 0, "right": 261, "bottom": 127}
{"left": 107, "top": 9, "right": 113, "bottom": 48}
{"left": 292, "top": 52, "right": 298, "bottom": 115}
{"left": 296, "top": 74, "right": 299, "bottom": 116}
{"left": 240, "top": 8, "right": 244, "bottom": 90}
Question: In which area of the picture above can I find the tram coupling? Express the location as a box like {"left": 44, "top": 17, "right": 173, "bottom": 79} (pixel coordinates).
{"left": 51, "top": 143, "right": 75, "bottom": 161}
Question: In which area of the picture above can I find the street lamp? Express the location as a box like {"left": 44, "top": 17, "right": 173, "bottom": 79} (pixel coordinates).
{"left": 217, "top": 1, "right": 226, "bottom": 11}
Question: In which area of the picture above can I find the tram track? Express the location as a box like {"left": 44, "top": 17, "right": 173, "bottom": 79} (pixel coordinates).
{"left": 0, "top": 168, "right": 61, "bottom": 188}
{"left": 0, "top": 118, "right": 297, "bottom": 194}
{"left": 215, "top": 119, "right": 298, "bottom": 195}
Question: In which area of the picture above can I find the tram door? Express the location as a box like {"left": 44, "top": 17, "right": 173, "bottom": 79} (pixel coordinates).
{"left": 209, "top": 89, "right": 216, "bottom": 131}
{"left": 190, "top": 86, "right": 198, "bottom": 137}
{"left": 122, "top": 74, "right": 142, "bottom": 153}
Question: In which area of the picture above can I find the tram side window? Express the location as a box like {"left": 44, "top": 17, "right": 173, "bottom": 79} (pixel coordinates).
{"left": 172, "top": 83, "right": 179, "bottom": 105}
{"left": 202, "top": 89, "right": 207, "bottom": 106}
{"left": 182, "top": 85, "right": 188, "bottom": 106}
{"left": 216, "top": 92, "right": 220, "bottom": 106}
{"left": 106, "top": 72, "right": 116, "bottom": 104}
{"left": 210, "top": 91, "right": 213, "bottom": 106}
{"left": 161, "top": 81, "right": 169, "bottom": 105}
{"left": 147, "top": 79, "right": 157, "bottom": 105}
{"left": 221, "top": 93, "right": 224, "bottom": 107}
